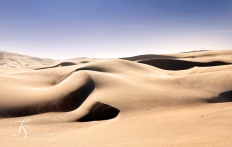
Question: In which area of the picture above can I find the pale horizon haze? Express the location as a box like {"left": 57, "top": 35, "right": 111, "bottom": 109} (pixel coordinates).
{"left": 0, "top": 0, "right": 232, "bottom": 59}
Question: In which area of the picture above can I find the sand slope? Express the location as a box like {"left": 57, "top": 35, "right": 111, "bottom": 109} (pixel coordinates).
{"left": 0, "top": 50, "right": 232, "bottom": 147}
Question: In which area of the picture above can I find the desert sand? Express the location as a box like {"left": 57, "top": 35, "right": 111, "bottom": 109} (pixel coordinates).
{"left": 0, "top": 49, "right": 232, "bottom": 147}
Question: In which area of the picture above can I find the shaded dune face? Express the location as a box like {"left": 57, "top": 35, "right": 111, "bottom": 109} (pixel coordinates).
{"left": 51, "top": 75, "right": 95, "bottom": 112}
{"left": 207, "top": 90, "right": 232, "bottom": 103}
{"left": 35, "top": 62, "right": 77, "bottom": 70}
{"left": 77, "top": 102, "right": 120, "bottom": 122}
{"left": 138, "top": 59, "right": 230, "bottom": 70}
{"left": 121, "top": 54, "right": 174, "bottom": 61}
{"left": 79, "top": 61, "right": 90, "bottom": 64}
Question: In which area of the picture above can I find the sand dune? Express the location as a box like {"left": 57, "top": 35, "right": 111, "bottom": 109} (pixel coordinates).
{"left": 0, "top": 51, "right": 100, "bottom": 69}
{"left": 138, "top": 59, "right": 230, "bottom": 70}
{"left": 0, "top": 51, "right": 56, "bottom": 67}
{"left": 0, "top": 50, "right": 232, "bottom": 147}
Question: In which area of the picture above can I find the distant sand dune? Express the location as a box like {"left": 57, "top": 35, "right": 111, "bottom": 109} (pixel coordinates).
{"left": 0, "top": 53, "right": 4, "bottom": 60}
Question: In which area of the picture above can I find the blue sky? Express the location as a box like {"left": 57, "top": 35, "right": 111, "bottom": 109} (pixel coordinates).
{"left": 0, "top": 0, "right": 232, "bottom": 59}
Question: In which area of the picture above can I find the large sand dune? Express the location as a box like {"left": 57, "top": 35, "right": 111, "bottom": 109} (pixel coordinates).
{"left": 0, "top": 50, "right": 232, "bottom": 147}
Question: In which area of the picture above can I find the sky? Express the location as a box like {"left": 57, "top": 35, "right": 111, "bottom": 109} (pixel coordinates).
{"left": 0, "top": 0, "right": 232, "bottom": 59}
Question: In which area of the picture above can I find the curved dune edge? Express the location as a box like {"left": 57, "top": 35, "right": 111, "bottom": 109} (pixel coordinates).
{"left": 1, "top": 50, "right": 232, "bottom": 147}
{"left": 138, "top": 58, "right": 231, "bottom": 70}
{"left": 35, "top": 62, "right": 77, "bottom": 70}
{"left": 0, "top": 71, "right": 95, "bottom": 117}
